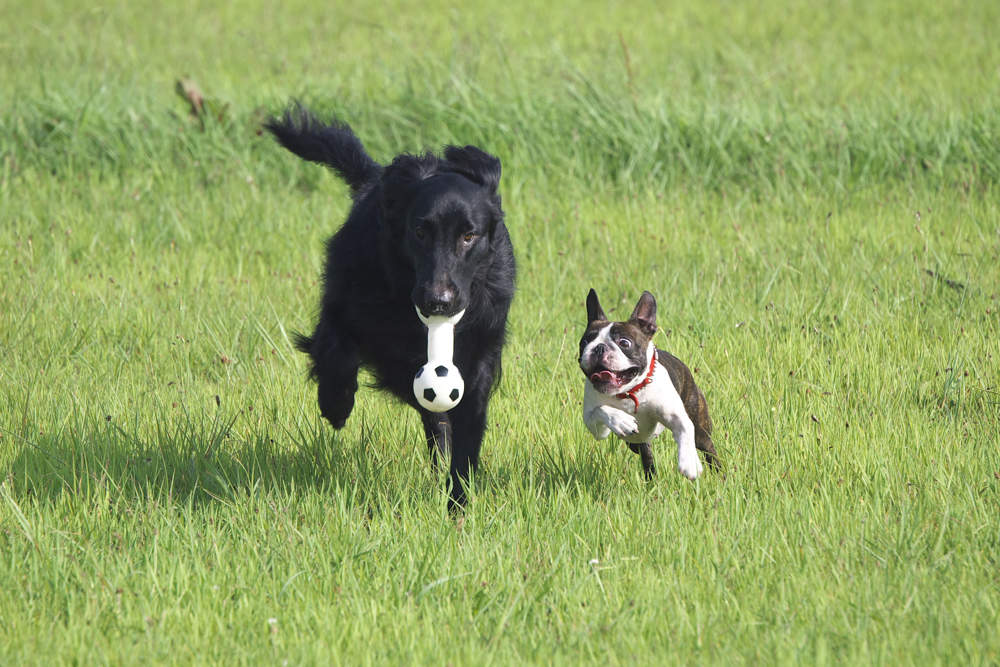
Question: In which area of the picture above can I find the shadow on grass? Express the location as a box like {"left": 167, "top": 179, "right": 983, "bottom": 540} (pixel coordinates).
{"left": 3, "top": 406, "right": 731, "bottom": 515}
{"left": 483, "top": 441, "right": 730, "bottom": 508}
{"left": 2, "top": 407, "right": 444, "bottom": 511}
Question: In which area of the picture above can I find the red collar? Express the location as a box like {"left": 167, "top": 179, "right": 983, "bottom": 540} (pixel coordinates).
{"left": 616, "top": 352, "right": 657, "bottom": 412}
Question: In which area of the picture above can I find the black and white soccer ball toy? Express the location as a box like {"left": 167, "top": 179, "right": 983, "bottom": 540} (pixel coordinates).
{"left": 412, "top": 309, "right": 465, "bottom": 412}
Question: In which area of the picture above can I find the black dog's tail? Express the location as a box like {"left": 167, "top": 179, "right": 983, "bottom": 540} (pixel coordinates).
{"left": 265, "top": 104, "right": 383, "bottom": 196}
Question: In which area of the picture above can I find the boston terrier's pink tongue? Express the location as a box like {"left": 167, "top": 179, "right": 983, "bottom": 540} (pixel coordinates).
{"left": 591, "top": 370, "right": 620, "bottom": 387}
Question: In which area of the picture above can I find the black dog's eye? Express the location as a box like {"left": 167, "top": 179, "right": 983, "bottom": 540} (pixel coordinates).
{"left": 461, "top": 232, "right": 477, "bottom": 246}
{"left": 414, "top": 226, "right": 426, "bottom": 241}
{"left": 618, "top": 337, "right": 632, "bottom": 349}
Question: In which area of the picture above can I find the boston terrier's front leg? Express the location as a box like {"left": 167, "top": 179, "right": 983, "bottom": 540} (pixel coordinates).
{"left": 661, "top": 409, "right": 703, "bottom": 480}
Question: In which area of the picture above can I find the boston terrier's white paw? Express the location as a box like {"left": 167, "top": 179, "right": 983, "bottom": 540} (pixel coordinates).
{"left": 677, "top": 449, "right": 704, "bottom": 480}
{"left": 607, "top": 412, "right": 639, "bottom": 439}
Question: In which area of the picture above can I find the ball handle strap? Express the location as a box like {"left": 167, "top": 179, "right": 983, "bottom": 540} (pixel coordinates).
{"left": 415, "top": 308, "right": 465, "bottom": 362}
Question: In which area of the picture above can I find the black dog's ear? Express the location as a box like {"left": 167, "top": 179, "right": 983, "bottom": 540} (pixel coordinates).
{"left": 630, "top": 291, "right": 657, "bottom": 335}
{"left": 443, "top": 145, "right": 501, "bottom": 193}
{"left": 586, "top": 289, "right": 607, "bottom": 323}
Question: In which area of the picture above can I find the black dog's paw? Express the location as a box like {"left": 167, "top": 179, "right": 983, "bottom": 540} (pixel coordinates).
{"left": 317, "top": 381, "right": 356, "bottom": 429}
{"left": 319, "top": 398, "right": 353, "bottom": 430}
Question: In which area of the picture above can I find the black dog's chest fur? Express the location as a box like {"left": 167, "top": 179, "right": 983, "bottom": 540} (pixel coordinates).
{"left": 327, "top": 210, "right": 514, "bottom": 403}
{"left": 348, "top": 284, "right": 509, "bottom": 398}
{"left": 330, "top": 221, "right": 513, "bottom": 394}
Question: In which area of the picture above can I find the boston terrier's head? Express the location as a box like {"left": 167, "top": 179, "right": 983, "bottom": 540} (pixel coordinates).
{"left": 579, "top": 289, "right": 658, "bottom": 395}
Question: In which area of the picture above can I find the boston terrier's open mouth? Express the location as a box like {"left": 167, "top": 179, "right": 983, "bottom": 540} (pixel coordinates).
{"left": 589, "top": 365, "right": 641, "bottom": 390}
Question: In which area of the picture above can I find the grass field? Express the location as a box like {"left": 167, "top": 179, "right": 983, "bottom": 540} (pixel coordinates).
{"left": 2, "top": 0, "right": 999, "bottom": 663}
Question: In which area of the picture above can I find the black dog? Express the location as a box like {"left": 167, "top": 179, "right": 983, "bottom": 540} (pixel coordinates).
{"left": 266, "top": 106, "right": 515, "bottom": 510}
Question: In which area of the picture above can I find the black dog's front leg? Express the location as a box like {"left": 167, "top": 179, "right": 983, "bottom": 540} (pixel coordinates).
{"left": 304, "top": 320, "right": 360, "bottom": 429}
{"left": 443, "top": 337, "right": 506, "bottom": 511}
{"left": 421, "top": 412, "right": 452, "bottom": 468}
{"left": 445, "top": 391, "right": 489, "bottom": 512}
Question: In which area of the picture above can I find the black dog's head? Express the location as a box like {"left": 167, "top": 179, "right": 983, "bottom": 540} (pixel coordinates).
{"left": 264, "top": 105, "right": 504, "bottom": 320}
{"left": 579, "top": 289, "right": 658, "bottom": 394}
{"left": 381, "top": 146, "right": 504, "bottom": 318}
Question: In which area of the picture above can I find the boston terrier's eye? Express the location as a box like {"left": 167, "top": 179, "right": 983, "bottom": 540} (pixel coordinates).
{"left": 618, "top": 337, "right": 632, "bottom": 349}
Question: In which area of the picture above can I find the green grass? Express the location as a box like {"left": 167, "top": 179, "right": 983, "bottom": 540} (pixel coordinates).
{"left": 2, "top": 0, "right": 999, "bottom": 663}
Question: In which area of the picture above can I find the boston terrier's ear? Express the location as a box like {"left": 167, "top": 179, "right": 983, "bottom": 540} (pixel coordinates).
{"left": 630, "top": 291, "right": 657, "bottom": 335}
{"left": 586, "top": 289, "right": 607, "bottom": 324}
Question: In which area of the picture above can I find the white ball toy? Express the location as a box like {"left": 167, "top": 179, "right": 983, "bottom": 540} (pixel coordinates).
{"left": 412, "top": 308, "right": 465, "bottom": 412}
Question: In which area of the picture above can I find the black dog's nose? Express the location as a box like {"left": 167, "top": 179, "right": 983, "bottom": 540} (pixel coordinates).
{"left": 592, "top": 343, "right": 606, "bottom": 357}
{"left": 419, "top": 287, "right": 456, "bottom": 316}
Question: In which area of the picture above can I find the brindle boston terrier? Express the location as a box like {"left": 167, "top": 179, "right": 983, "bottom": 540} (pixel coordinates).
{"left": 579, "top": 289, "right": 718, "bottom": 479}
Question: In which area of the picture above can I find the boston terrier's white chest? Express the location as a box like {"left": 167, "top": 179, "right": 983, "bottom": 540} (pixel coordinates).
{"left": 582, "top": 363, "right": 681, "bottom": 444}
